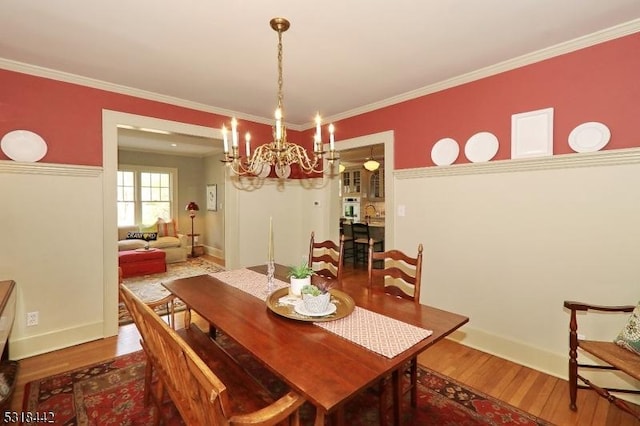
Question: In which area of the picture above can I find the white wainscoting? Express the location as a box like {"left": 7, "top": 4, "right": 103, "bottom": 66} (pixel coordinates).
{"left": 0, "top": 161, "right": 105, "bottom": 359}
{"left": 392, "top": 148, "right": 640, "bottom": 397}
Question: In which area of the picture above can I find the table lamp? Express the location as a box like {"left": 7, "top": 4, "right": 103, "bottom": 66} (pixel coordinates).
{"left": 185, "top": 201, "right": 200, "bottom": 257}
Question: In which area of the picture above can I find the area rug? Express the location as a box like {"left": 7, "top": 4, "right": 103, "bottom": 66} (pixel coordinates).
{"left": 23, "top": 334, "right": 552, "bottom": 426}
{"left": 119, "top": 257, "right": 225, "bottom": 325}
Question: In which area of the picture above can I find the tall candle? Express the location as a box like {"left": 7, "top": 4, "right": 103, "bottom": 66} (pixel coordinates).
{"left": 245, "top": 132, "right": 251, "bottom": 157}
{"left": 268, "top": 216, "right": 274, "bottom": 261}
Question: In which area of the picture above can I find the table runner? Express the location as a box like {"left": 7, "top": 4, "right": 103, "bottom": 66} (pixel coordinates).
{"left": 211, "top": 268, "right": 433, "bottom": 358}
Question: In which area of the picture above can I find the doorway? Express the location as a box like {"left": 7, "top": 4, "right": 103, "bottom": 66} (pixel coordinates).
{"left": 102, "top": 110, "right": 224, "bottom": 336}
{"left": 324, "top": 130, "right": 394, "bottom": 251}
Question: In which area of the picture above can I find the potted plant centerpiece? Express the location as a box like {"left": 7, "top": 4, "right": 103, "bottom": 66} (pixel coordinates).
{"left": 287, "top": 261, "right": 314, "bottom": 296}
{"left": 300, "top": 279, "right": 334, "bottom": 313}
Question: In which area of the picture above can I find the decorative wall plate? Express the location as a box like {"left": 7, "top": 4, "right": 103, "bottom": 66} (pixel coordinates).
{"left": 568, "top": 122, "right": 610, "bottom": 153}
{"left": 464, "top": 132, "right": 499, "bottom": 163}
{"left": 431, "top": 137, "right": 459, "bottom": 166}
{"left": 1, "top": 130, "right": 48, "bottom": 162}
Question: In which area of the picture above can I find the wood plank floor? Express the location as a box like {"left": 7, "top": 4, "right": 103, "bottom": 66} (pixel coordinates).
{"left": 11, "top": 256, "right": 640, "bottom": 425}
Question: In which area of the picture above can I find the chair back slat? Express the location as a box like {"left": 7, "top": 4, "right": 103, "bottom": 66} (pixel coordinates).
{"left": 367, "top": 240, "right": 424, "bottom": 303}
{"left": 308, "top": 232, "right": 344, "bottom": 285}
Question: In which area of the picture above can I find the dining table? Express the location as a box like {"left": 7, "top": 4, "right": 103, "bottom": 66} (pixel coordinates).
{"left": 162, "top": 264, "right": 469, "bottom": 425}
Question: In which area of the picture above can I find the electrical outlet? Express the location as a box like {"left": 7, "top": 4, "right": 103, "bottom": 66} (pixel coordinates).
{"left": 27, "top": 311, "right": 39, "bottom": 326}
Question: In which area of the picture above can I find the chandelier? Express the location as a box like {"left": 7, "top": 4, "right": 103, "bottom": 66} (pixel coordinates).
{"left": 221, "top": 17, "right": 338, "bottom": 179}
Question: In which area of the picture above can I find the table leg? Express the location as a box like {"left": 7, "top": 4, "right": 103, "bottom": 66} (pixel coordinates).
{"left": 332, "top": 406, "right": 345, "bottom": 426}
{"left": 392, "top": 369, "right": 401, "bottom": 426}
{"left": 208, "top": 324, "right": 217, "bottom": 339}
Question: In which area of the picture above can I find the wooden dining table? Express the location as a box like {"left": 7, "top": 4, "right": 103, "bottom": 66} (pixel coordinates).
{"left": 163, "top": 264, "right": 468, "bottom": 425}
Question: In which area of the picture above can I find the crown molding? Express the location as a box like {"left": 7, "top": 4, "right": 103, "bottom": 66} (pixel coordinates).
{"left": 0, "top": 160, "right": 102, "bottom": 177}
{"left": 323, "top": 19, "right": 640, "bottom": 126}
{"left": 395, "top": 147, "right": 640, "bottom": 180}
{"left": 2, "top": 19, "right": 638, "bottom": 132}
{"left": 0, "top": 58, "right": 276, "bottom": 129}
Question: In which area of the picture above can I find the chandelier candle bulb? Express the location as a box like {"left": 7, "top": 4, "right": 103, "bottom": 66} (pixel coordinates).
{"left": 329, "top": 124, "right": 335, "bottom": 151}
{"left": 222, "top": 125, "right": 229, "bottom": 153}
{"left": 245, "top": 132, "right": 251, "bottom": 157}
{"left": 231, "top": 118, "right": 238, "bottom": 148}
{"left": 275, "top": 109, "right": 282, "bottom": 141}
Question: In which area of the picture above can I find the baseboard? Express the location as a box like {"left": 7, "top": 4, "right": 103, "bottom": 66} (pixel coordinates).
{"left": 205, "top": 245, "right": 224, "bottom": 260}
{"left": 10, "top": 321, "right": 105, "bottom": 360}
{"left": 448, "top": 326, "right": 640, "bottom": 405}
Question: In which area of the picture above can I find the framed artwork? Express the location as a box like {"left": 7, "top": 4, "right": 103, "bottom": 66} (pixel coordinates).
{"left": 206, "top": 184, "right": 217, "bottom": 211}
{"left": 511, "top": 107, "right": 554, "bottom": 159}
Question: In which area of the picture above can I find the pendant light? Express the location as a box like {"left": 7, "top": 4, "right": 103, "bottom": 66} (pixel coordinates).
{"left": 363, "top": 146, "right": 380, "bottom": 171}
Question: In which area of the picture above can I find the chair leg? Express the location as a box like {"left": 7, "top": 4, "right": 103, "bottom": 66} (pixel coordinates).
{"left": 568, "top": 351, "right": 578, "bottom": 410}
{"left": 568, "top": 310, "right": 579, "bottom": 411}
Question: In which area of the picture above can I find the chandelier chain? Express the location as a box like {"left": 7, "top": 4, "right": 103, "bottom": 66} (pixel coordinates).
{"left": 277, "top": 29, "right": 284, "bottom": 114}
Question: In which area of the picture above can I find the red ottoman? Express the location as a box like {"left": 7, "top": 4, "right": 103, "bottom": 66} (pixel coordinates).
{"left": 118, "top": 249, "right": 166, "bottom": 278}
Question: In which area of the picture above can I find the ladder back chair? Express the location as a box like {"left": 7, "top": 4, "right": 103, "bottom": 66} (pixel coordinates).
{"left": 564, "top": 301, "right": 640, "bottom": 420}
{"left": 119, "top": 285, "right": 305, "bottom": 426}
{"left": 308, "top": 231, "right": 344, "bottom": 285}
{"left": 367, "top": 240, "right": 424, "bottom": 426}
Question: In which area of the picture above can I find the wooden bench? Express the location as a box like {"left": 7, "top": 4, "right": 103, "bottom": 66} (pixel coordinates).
{"left": 564, "top": 301, "right": 640, "bottom": 420}
{"left": 120, "top": 284, "right": 304, "bottom": 425}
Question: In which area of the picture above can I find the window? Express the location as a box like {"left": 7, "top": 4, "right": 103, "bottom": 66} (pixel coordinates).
{"left": 117, "top": 166, "right": 177, "bottom": 226}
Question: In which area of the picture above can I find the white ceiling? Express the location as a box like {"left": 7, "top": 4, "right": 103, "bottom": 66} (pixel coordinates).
{"left": 2, "top": 1, "right": 640, "bottom": 157}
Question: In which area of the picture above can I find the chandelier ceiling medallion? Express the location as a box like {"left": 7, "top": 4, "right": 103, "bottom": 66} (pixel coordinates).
{"left": 221, "top": 17, "right": 339, "bottom": 179}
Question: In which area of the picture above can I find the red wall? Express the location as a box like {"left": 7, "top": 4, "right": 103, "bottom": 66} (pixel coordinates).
{"left": 1, "top": 32, "right": 639, "bottom": 169}
{"left": 0, "top": 70, "right": 278, "bottom": 166}
{"left": 305, "top": 32, "right": 640, "bottom": 170}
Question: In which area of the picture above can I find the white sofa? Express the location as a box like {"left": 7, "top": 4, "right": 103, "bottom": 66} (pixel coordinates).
{"left": 118, "top": 225, "right": 188, "bottom": 263}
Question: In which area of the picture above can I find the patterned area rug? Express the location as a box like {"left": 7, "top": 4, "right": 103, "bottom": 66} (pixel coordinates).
{"left": 119, "top": 257, "right": 224, "bottom": 325}
{"left": 23, "top": 333, "right": 552, "bottom": 426}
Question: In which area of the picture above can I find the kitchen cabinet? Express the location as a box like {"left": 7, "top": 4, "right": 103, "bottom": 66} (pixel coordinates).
{"left": 367, "top": 168, "right": 384, "bottom": 200}
{"left": 341, "top": 169, "right": 361, "bottom": 195}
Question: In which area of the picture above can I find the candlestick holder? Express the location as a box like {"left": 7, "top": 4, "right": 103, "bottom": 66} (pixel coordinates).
{"left": 266, "top": 258, "right": 276, "bottom": 296}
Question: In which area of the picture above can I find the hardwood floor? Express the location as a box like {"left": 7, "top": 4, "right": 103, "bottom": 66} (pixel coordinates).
{"left": 11, "top": 257, "right": 639, "bottom": 425}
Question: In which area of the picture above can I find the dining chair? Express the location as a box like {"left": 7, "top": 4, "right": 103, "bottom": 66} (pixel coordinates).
{"left": 308, "top": 231, "right": 344, "bottom": 285}
{"left": 367, "top": 239, "right": 424, "bottom": 425}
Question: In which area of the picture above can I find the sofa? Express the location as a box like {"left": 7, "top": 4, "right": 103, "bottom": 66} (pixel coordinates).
{"left": 118, "top": 222, "right": 188, "bottom": 264}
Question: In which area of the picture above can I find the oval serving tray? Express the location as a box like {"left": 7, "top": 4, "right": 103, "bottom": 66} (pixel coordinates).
{"left": 266, "top": 287, "right": 355, "bottom": 322}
